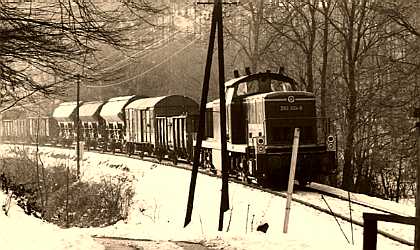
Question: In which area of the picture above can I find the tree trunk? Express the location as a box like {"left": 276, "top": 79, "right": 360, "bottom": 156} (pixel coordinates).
{"left": 305, "top": 1, "right": 317, "bottom": 93}
{"left": 320, "top": 0, "right": 330, "bottom": 119}
{"left": 395, "top": 157, "right": 403, "bottom": 203}
{"left": 341, "top": 2, "right": 359, "bottom": 191}
{"left": 249, "top": 0, "right": 263, "bottom": 73}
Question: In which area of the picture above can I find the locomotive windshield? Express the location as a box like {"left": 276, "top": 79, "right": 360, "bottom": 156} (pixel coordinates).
{"left": 236, "top": 78, "right": 292, "bottom": 97}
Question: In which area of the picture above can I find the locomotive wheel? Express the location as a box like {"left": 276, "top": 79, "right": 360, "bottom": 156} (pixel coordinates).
{"left": 297, "top": 177, "right": 309, "bottom": 187}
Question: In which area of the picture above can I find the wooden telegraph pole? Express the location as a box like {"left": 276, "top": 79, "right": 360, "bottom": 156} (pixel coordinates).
{"left": 415, "top": 1, "right": 420, "bottom": 248}
{"left": 415, "top": 107, "right": 420, "bottom": 250}
{"left": 76, "top": 75, "right": 81, "bottom": 178}
{"left": 184, "top": 0, "right": 237, "bottom": 230}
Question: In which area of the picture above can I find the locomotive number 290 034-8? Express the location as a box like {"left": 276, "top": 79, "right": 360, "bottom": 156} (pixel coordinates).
{"left": 279, "top": 105, "right": 304, "bottom": 111}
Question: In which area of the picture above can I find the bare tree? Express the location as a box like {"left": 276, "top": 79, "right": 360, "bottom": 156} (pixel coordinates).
{"left": 223, "top": 0, "right": 280, "bottom": 73}
{"left": 375, "top": 0, "right": 420, "bottom": 38}
{"left": 0, "top": 0, "right": 162, "bottom": 111}
{"left": 266, "top": 0, "right": 320, "bottom": 92}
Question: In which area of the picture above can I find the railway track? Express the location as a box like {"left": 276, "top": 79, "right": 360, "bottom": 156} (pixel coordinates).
{"left": 1, "top": 143, "right": 415, "bottom": 247}
{"left": 98, "top": 147, "right": 415, "bottom": 247}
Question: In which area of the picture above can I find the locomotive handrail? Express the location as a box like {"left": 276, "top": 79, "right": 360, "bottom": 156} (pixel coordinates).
{"left": 224, "top": 72, "right": 299, "bottom": 91}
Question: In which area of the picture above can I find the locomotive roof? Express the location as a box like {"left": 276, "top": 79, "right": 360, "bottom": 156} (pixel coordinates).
{"left": 79, "top": 101, "right": 106, "bottom": 122}
{"left": 100, "top": 95, "right": 139, "bottom": 123}
{"left": 52, "top": 101, "right": 81, "bottom": 122}
{"left": 224, "top": 72, "right": 298, "bottom": 90}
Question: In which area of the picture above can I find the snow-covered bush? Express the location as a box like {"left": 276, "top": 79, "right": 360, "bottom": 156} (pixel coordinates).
{"left": 0, "top": 154, "right": 134, "bottom": 228}
{"left": 45, "top": 175, "right": 134, "bottom": 228}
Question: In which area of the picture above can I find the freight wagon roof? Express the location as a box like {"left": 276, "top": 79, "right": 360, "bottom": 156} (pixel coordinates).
{"left": 79, "top": 101, "right": 106, "bottom": 122}
{"left": 52, "top": 102, "right": 80, "bottom": 122}
{"left": 1, "top": 109, "right": 27, "bottom": 120}
{"left": 100, "top": 95, "right": 138, "bottom": 123}
{"left": 126, "top": 95, "right": 199, "bottom": 116}
{"left": 125, "top": 96, "right": 168, "bottom": 110}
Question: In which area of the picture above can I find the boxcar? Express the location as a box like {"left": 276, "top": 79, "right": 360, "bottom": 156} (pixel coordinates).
{"left": 27, "top": 116, "right": 58, "bottom": 144}
{"left": 52, "top": 101, "right": 82, "bottom": 146}
{"left": 124, "top": 95, "right": 199, "bottom": 163}
{"left": 78, "top": 101, "right": 106, "bottom": 149}
{"left": 99, "top": 95, "right": 142, "bottom": 152}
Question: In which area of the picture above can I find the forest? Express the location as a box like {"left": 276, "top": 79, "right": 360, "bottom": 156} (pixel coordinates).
{"left": 0, "top": 0, "right": 419, "bottom": 201}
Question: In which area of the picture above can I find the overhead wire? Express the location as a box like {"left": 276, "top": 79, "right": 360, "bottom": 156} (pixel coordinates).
{"left": 95, "top": 30, "right": 181, "bottom": 74}
{"left": 93, "top": 1, "right": 198, "bottom": 75}
{"left": 92, "top": 29, "right": 156, "bottom": 67}
{"left": 85, "top": 1, "right": 214, "bottom": 89}
{"left": 85, "top": 36, "right": 201, "bottom": 88}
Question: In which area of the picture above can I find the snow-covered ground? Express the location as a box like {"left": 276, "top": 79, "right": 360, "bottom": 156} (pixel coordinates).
{"left": 0, "top": 144, "right": 416, "bottom": 250}
{"left": 0, "top": 192, "right": 103, "bottom": 250}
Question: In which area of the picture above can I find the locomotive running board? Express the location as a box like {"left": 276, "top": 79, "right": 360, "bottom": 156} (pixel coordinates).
{"left": 201, "top": 139, "right": 247, "bottom": 153}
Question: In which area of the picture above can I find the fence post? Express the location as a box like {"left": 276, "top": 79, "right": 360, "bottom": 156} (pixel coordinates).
{"left": 414, "top": 107, "right": 420, "bottom": 250}
{"left": 363, "top": 213, "right": 377, "bottom": 250}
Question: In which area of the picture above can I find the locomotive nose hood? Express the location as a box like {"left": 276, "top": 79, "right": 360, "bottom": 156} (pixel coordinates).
{"left": 242, "top": 91, "right": 315, "bottom": 103}
{"left": 262, "top": 91, "right": 315, "bottom": 100}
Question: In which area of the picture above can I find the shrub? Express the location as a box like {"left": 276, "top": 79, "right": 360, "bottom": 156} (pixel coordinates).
{"left": 0, "top": 154, "right": 134, "bottom": 228}
{"left": 45, "top": 175, "right": 134, "bottom": 227}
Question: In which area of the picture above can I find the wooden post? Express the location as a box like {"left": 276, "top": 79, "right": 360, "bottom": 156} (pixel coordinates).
{"left": 186, "top": 0, "right": 234, "bottom": 230}
{"left": 184, "top": 4, "right": 217, "bottom": 228}
{"left": 76, "top": 76, "right": 80, "bottom": 178}
{"left": 363, "top": 214, "right": 378, "bottom": 250}
{"left": 216, "top": 0, "right": 230, "bottom": 232}
{"left": 283, "top": 128, "right": 300, "bottom": 233}
{"left": 415, "top": 107, "right": 420, "bottom": 250}
{"left": 362, "top": 213, "right": 416, "bottom": 250}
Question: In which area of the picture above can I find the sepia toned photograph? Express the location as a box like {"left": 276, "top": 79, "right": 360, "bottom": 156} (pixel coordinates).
{"left": 0, "top": 0, "right": 419, "bottom": 249}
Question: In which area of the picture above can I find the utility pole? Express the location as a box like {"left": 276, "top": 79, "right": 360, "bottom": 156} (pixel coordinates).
{"left": 184, "top": 0, "right": 237, "bottom": 230}
{"left": 76, "top": 75, "right": 80, "bottom": 178}
{"left": 184, "top": 3, "right": 217, "bottom": 229}
{"left": 415, "top": 2, "right": 419, "bottom": 247}
{"left": 215, "top": 0, "right": 229, "bottom": 231}
{"left": 415, "top": 107, "right": 420, "bottom": 250}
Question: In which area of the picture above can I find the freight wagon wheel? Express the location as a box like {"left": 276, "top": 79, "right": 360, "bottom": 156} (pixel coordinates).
{"left": 126, "top": 143, "right": 132, "bottom": 156}
{"left": 168, "top": 150, "right": 177, "bottom": 165}
{"left": 155, "top": 147, "right": 164, "bottom": 162}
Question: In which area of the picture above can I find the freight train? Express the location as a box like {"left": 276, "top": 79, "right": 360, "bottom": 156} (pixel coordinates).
{"left": 0, "top": 69, "right": 336, "bottom": 187}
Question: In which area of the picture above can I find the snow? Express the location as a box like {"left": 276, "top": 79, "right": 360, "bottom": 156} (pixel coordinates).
{"left": 0, "top": 144, "right": 416, "bottom": 250}
{"left": 0, "top": 192, "right": 104, "bottom": 250}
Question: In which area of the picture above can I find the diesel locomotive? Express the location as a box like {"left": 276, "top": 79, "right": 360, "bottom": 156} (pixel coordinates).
{"left": 201, "top": 69, "right": 336, "bottom": 187}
